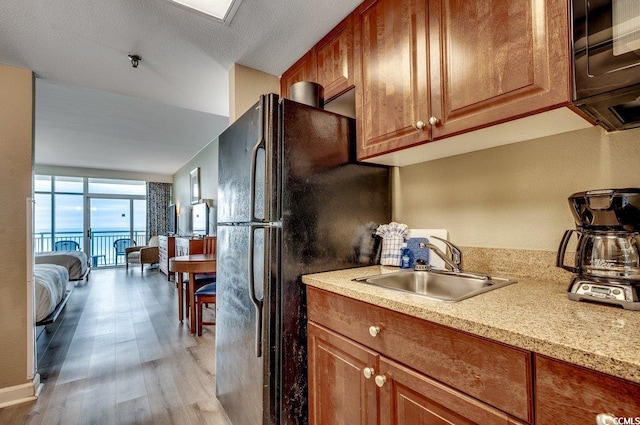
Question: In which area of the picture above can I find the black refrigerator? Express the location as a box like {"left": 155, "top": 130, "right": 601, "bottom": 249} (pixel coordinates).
{"left": 215, "top": 93, "right": 391, "bottom": 425}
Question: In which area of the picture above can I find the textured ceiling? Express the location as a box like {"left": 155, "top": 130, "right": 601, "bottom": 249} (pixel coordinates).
{"left": 0, "top": 0, "right": 362, "bottom": 175}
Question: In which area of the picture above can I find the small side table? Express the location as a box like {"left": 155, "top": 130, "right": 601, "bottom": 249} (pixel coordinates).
{"left": 91, "top": 255, "right": 106, "bottom": 267}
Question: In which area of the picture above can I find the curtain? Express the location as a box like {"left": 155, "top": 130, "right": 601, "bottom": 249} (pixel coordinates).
{"left": 146, "top": 182, "right": 172, "bottom": 239}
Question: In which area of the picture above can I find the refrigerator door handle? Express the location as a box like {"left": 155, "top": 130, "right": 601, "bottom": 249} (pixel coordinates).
{"left": 250, "top": 97, "right": 268, "bottom": 223}
{"left": 249, "top": 223, "right": 267, "bottom": 358}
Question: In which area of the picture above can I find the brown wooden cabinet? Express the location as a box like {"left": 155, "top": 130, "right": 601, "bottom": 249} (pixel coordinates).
{"left": 535, "top": 355, "right": 640, "bottom": 424}
{"left": 353, "top": 0, "right": 431, "bottom": 159}
{"left": 429, "top": 0, "right": 571, "bottom": 140}
{"left": 158, "top": 235, "right": 175, "bottom": 281}
{"left": 307, "top": 287, "right": 532, "bottom": 424}
{"left": 280, "top": 52, "right": 317, "bottom": 100}
{"left": 308, "top": 322, "right": 378, "bottom": 425}
{"left": 353, "top": 0, "right": 572, "bottom": 160}
{"left": 314, "top": 15, "right": 354, "bottom": 101}
{"left": 378, "top": 356, "right": 525, "bottom": 424}
{"left": 281, "top": 15, "right": 354, "bottom": 103}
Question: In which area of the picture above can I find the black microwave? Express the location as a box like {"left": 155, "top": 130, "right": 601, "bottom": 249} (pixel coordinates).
{"left": 572, "top": 0, "right": 640, "bottom": 131}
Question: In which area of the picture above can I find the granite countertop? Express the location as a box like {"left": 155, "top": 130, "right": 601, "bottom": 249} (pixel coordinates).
{"left": 302, "top": 265, "right": 640, "bottom": 384}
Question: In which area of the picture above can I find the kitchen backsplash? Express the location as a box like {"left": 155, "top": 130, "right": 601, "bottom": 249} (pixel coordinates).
{"left": 461, "top": 246, "right": 569, "bottom": 285}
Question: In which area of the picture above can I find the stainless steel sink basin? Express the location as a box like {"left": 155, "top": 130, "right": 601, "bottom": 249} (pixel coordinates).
{"left": 353, "top": 270, "right": 517, "bottom": 302}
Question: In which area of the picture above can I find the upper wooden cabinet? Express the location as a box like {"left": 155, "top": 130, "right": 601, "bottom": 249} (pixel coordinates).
{"left": 429, "top": 0, "right": 571, "bottom": 139}
{"left": 280, "top": 52, "right": 317, "bottom": 100}
{"left": 314, "top": 15, "right": 354, "bottom": 101}
{"left": 353, "top": 0, "right": 432, "bottom": 159}
{"left": 281, "top": 16, "right": 354, "bottom": 102}
{"left": 354, "top": 0, "right": 573, "bottom": 160}
{"left": 280, "top": 0, "right": 581, "bottom": 162}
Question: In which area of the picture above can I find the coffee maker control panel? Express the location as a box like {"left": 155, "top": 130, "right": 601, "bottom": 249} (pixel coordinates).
{"left": 568, "top": 279, "right": 640, "bottom": 310}
{"left": 572, "top": 282, "right": 627, "bottom": 301}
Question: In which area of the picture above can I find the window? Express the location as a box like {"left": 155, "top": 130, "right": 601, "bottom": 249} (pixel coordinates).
{"left": 34, "top": 175, "right": 147, "bottom": 265}
{"left": 88, "top": 178, "right": 146, "bottom": 195}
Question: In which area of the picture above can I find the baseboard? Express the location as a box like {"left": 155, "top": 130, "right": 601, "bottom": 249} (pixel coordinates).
{"left": 0, "top": 374, "right": 42, "bottom": 409}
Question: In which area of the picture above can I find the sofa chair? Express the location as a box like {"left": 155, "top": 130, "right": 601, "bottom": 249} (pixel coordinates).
{"left": 125, "top": 236, "right": 159, "bottom": 272}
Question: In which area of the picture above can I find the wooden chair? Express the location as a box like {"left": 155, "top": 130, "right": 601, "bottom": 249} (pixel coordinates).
{"left": 183, "top": 236, "right": 217, "bottom": 322}
{"left": 195, "top": 282, "right": 216, "bottom": 336}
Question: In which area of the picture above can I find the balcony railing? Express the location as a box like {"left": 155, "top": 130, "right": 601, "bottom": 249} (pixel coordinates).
{"left": 34, "top": 231, "right": 148, "bottom": 267}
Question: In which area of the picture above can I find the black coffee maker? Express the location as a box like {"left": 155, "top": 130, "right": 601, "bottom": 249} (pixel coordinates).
{"left": 557, "top": 189, "right": 640, "bottom": 310}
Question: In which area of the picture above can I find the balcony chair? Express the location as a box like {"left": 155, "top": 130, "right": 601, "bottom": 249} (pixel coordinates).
{"left": 53, "top": 240, "right": 80, "bottom": 251}
{"left": 113, "top": 238, "right": 135, "bottom": 266}
{"left": 125, "top": 236, "right": 159, "bottom": 272}
{"left": 183, "top": 236, "right": 217, "bottom": 327}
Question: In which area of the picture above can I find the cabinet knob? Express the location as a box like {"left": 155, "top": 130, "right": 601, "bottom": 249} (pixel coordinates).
{"left": 374, "top": 375, "right": 387, "bottom": 388}
{"left": 368, "top": 326, "right": 381, "bottom": 337}
{"left": 363, "top": 367, "right": 375, "bottom": 379}
{"left": 428, "top": 116, "right": 439, "bottom": 126}
{"left": 415, "top": 121, "right": 425, "bottom": 130}
{"left": 596, "top": 413, "right": 617, "bottom": 425}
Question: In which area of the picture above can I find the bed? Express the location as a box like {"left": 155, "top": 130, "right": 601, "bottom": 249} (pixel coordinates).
{"left": 35, "top": 250, "right": 90, "bottom": 281}
{"left": 34, "top": 263, "right": 72, "bottom": 325}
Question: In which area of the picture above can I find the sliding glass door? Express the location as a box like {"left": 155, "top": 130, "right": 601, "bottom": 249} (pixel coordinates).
{"left": 87, "top": 198, "right": 147, "bottom": 266}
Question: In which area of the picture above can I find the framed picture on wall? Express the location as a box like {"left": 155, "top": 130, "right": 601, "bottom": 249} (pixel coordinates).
{"left": 190, "top": 167, "right": 200, "bottom": 204}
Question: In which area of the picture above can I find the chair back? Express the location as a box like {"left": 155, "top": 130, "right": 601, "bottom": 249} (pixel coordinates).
{"left": 113, "top": 238, "right": 135, "bottom": 254}
{"left": 203, "top": 236, "right": 217, "bottom": 255}
{"left": 54, "top": 240, "right": 80, "bottom": 251}
{"left": 148, "top": 236, "right": 159, "bottom": 247}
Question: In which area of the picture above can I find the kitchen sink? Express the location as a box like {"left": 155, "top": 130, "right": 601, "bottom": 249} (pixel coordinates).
{"left": 353, "top": 270, "right": 517, "bottom": 302}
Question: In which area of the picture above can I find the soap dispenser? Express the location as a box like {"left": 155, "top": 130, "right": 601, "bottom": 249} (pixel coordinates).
{"left": 400, "top": 243, "right": 412, "bottom": 269}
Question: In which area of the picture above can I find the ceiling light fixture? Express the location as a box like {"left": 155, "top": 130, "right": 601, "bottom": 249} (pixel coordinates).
{"left": 163, "top": 0, "right": 243, "bottom": 24}
{"left": 128, "top": 54, "right": 142, "bottom": 68}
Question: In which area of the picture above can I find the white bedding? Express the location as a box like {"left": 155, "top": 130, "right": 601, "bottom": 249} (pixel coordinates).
{"left": 34, "top": 263, "right": 69, "bottom": 322}
{"left": 35, "top": 250, "right": 89, "bottom": 281}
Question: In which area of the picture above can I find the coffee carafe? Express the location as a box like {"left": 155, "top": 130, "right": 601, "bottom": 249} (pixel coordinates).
{"left": 557, "top": 189, "right": 640, "bottom": 310}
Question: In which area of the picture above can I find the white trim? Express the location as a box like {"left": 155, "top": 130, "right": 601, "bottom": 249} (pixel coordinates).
{"left": 26, "top": 197, "right": 35, "bottom": 380}
{"left": 0, "top": 374, "right": 42, "bottom": 409}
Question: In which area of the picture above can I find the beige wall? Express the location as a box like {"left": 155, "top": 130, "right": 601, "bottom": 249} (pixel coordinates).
{"left": 0, "top": 64, "right": 33, "bottom": 388}
{"left": 228, "top": 64, "right": 279, "bottom": 123}
{"left": 396, "top": 125, "right": 640, "bottom": 251}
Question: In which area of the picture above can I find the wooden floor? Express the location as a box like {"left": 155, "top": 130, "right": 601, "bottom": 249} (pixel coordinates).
{"left": 0, "top": 267, "right": 231, "bottom": 425}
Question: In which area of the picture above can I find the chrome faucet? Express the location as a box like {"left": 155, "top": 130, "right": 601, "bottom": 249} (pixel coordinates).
{"left": 423, "top": 236, "right": 463, "bottom": 272}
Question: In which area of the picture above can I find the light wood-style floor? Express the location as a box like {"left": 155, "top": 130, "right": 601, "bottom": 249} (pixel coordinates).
{"left": 0, "top": 267, "right": 231, "bottom": 425}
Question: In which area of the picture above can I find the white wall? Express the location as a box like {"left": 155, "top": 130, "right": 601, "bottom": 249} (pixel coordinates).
{"left": 172, "top": 139, "right": 218, "bottom": 235}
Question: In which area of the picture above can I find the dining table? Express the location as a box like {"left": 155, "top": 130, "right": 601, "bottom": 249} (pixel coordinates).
{"left": 169, "top": 253, "right": 216, "bottom": 333}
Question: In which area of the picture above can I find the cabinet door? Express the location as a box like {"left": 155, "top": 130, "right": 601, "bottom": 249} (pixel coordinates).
{"left": 308, "top": 322, "right": 378, "bottom": 425}
{"left": 280, "top": 52, "right": 318, "bottom": 100}
{"left": 429, "top": 0, "right": 571, "bottom": 139}
{"left": 315, "top": 15, "right": 354, "bottom": 101}
{"left": 536, "top": 355, "right": 640, "bottom": 425}
{"left": 354, "top": 0, "right": 431, "bottom": 160}
{"left": 378, "top": 357, "right": 526, "bottom": 425}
